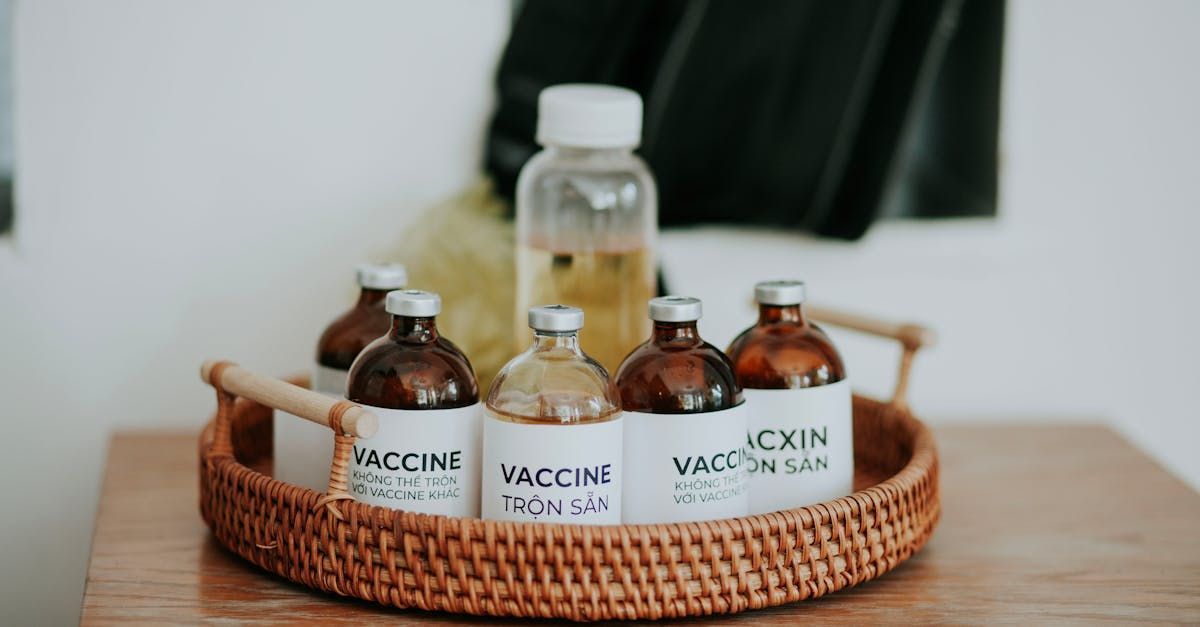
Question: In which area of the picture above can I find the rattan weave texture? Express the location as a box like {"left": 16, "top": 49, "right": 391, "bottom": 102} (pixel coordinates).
{"left": 199, "top": 384, "right": 939, "bottom": 620}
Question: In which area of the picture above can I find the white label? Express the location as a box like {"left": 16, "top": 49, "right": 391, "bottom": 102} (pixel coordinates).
{"left": 311, "top": 364, "right": 348, "bottom": 397}
{"left": 348, "top": 403, "right": 482, "bottom": 517}
{"left": 272, "top": 364, "right": 347, "bottom": 491}
{"left": 744, "top": 379, "right": 854, "bottom": 514}
{"left": 481, "top": 414, "right": 623, "bottom": 524}
{"left": 622, "top": 405, "right": 749, "bottom": 524}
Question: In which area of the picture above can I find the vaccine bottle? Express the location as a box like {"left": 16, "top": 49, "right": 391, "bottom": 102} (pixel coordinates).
{"left": 514, "top": 84, "right": 658, "bottom": 374}
{"left": 726, "top": 280, "right": 852, "bottom": 513}
{"left": 615, "top": 297, "right": 748, "bottom": 524}
{"left": 274, "top": 263, "right": 406, "bottom": 490}
{"left": 481, "top": 305, "right": 622, "bottom": 524}
{"left": 314, "top": 263, "right": 408, "bottom": 394}
{"left": 346, "top": 290, "right": 481, "bottom": 516}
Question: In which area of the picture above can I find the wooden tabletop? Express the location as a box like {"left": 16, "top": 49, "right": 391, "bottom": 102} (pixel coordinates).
{"left": 81, "top": 424, "right": 1200, "bottom": 624}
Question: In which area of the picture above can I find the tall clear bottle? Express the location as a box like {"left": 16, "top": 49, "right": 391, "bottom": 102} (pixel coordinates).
{"left": 346, "top": 290, "right": 481, "bottom": 517}
{"left": 615, "top": 297, "right": 748, "bottom": 524}
{"left": 482, "top": 305, "right": 622, "bottom": 524}
{"left": 726, "top": 280, "right": 852, "bottom": 514}
{"left": 515, "top": 84, "right": 658, "bottom": 374}
{"left": 275, "top": 263, "right": 406, "bottom": 491}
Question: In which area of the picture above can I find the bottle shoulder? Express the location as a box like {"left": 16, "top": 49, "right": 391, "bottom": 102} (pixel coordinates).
{"left": 486, "top": 348, "right": 620, "bottom": 423}
{"left": 316, "top": 304, "right": 390, "bottom": 369}
{"left": 727, "top": 322, "right": 847, "bottom": 389}
{"left": 346, "top": 336, "right": 479, "bottom": 410}
{"left": 615, "top": 340, "right": 742, "bottom": 413}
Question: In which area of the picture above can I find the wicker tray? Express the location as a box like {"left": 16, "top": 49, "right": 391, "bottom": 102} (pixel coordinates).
{"left": 198, "top": 309, "right": 939, "bottom": 621}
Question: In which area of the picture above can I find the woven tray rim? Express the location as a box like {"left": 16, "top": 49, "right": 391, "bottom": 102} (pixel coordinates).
{"left": 199, "top": 392, "right": 939, "bottom": 620}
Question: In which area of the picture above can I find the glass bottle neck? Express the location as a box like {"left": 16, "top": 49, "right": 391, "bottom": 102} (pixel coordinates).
{"left": 652, "top": 321, "right": 700, "bottom": 344}
{"left": 358, "top": 287, "right": 391, "bottom": 307}
{"left": 389, "top": 316, "right": 439, "bottom": 343}
{"left": 532, "top": 331, "right": 581, "bottom": 352}
{"left": 758, "top": 303, "right": 808, "bottom": 325}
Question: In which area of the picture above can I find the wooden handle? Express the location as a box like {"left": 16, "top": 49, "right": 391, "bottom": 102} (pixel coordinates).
{"left": 200, "top": 361, "right": 378, "bottom": 439}
{"left": 807, "top": 304, "right": 936, "bottom": 350}
{"left": 806, "top": 304, "right": 935, "bottom": 410}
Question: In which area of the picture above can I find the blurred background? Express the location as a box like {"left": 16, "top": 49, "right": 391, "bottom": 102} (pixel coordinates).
{"left": 1, "top": 0, "right": 1198, "bottom": 622}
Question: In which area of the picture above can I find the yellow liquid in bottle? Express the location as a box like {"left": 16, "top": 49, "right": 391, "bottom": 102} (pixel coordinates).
{"left": 515, "top": 244, "right": 655, "bottom": 374}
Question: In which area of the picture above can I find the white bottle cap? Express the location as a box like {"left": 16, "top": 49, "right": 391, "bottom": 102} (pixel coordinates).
{"left": 536, "top": 84, "right": 643, "bottom": 149}
{"left": 648, "top": 296, "right": 702, "bottom": 322}
{"left": 357, "top": 263, "right": 407, "bottom": 290}
{"left": 755, "top": 280, "right": 807, "bottom": 306}
{"left": 528, "top": 304, "right": 584, "bottom": 332}
{"left": 386, "top": 289, "right": 440, "bottom": 317}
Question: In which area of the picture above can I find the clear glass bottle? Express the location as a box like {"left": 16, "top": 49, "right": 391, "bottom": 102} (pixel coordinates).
{"left": 346, "top": 290, "right": 481, "bottom": 516}
{"left": 274, "top": 263, "right": 406, "bottom": 491}
{"left": 515, "top": 84, "right": 658, "bottom": 374}
{"left": 615, "top": 297, "right": 748, "bottom": 524}
{"left": 726, "top": 280, "right": 853, "bottom": 513}
{"left": 482, "top": 305, "right": 622, "bottom": 524}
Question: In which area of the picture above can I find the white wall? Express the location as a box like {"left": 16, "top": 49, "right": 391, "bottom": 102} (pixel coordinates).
{"left": 663, "top": 0, "right": 1200, "bottom": 490}
{"left": 2, "top": 0, "right": 1198, "bottom": 623}
{"left": 0, "top": 2, "right": 510, "bottom": 623}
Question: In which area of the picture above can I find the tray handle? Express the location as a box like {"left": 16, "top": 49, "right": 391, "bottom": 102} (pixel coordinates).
{"left": 806, "top": 305, "right": 935, "bottom": 410}
{"left": 200, "top": 360, "right": 378, "bottom": 518}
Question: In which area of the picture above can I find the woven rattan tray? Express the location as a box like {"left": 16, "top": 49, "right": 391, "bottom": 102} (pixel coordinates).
{"left": 198, "top": 308, "right": 939, "bottom": 620}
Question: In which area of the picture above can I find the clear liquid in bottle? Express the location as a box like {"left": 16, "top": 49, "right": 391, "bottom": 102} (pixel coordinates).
{"left": 514, "top": 84, "right": 658, "bottom": 373}
{"left": 482, "top": 305, "right": 622, "bottom": 524}
{"left": 515, "top": 243, "right": 654, "bottom": 373}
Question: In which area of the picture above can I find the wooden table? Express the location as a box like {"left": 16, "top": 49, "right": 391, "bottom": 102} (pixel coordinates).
{"left": 81, "top": 425, "right": 1200, "bottom": 624}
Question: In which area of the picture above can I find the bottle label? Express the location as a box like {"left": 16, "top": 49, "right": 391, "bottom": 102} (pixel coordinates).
{"left": 311, "top": 364, "right": 348, "bottom": 396}
{"left": 481, "top": 414, "right": 623, "bottom": 524}
{"left": 348, "top": 403, "right": 482, "bottom": 517}
{"left": 622, "top": 404, "right": 749, "bottom": 524}
{"left": 272, "top": 363, "right": 347, "bottom": 491}
{"left": 744, "top": 379, "right": 854, "bottom": 514}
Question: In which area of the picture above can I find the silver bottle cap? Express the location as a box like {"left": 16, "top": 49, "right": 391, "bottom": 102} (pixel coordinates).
{"left": 755, "top": 280, "right": 807, "bottom": 306}
{"left": 386, "top": 289, "right": 440, "bottom": 317}
{"left": 356, "top": 262, "right": 407, "bottom": 290}
{"left": 528, "top": 304, "right": 584, "bottom": 332}
{"left": 648, "top": 296, "right": 702, "bottom": 322}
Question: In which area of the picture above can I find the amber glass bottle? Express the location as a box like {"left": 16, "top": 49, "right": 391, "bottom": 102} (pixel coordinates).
{"left": 482, "top": 305, "right": 622, "bottom": 524}
{"left": 726, "top": 280, "right": 852, "bottom": 514}
{"left": 314, "top": 263, "right": 408, "bottom": 394}
{"left": 345, "top": 290, "right": 481, "bottom": 516}
{"left": 275, "top": 263, "right": 406, "bottom": 491}
{"left": 615, "top": 296, "right": 747, "bottom": 524}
